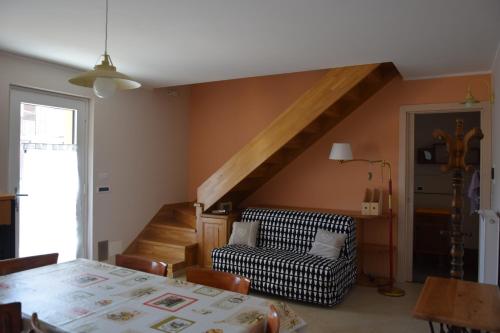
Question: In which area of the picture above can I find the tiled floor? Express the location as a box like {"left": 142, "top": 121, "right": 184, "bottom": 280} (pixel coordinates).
{"left": 177, "top": 271, "right": 428, "bottom": 333}
{"left": 253, "top": 282, "right": 427, "bottom": 333}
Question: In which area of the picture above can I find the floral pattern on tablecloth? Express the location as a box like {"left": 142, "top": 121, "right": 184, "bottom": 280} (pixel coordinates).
{"left": 0, "top": 259, "right": 307, "bottom": 333}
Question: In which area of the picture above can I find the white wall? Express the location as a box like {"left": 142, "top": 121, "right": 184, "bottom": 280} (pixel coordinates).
{"left": 491, "top": 44, "right": 500, "bottom": 285}
{"left": 0, "top": 52, "right": 188, "bottom": 259}
{"left": 493, "top": 45, "right": 500, "bottom": 213}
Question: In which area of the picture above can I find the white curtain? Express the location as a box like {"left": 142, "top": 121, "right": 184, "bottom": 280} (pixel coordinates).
{"left": 19, "top": 143, "right": 81, "bottom": 262}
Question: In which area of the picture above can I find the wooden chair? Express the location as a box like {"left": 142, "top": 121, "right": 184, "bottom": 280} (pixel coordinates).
{"left": 267, "top": 304, "right": 280, "bottom": 333}
{"left": 186, "top": 267, "right": 251, "bottom": 295}
{"left": 0, "top": 302, "right": 22, "bottom": 333}
{"left": 115, "top": 254, "right": 167, "bottom": 276}
{"left": 29, "top": 312, "right": 45, "bottom": 333}
{"left": 0, "top": 253, "right": 58, "bottom": 276}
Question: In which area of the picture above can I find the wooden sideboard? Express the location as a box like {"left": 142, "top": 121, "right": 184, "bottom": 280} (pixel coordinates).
{"left": 197, "top": 212, "right": 237, "bottom": 268}
{"left": 413, "top": 208, "right": 450, "bottom": 256}
{"left": 0, "top": 194, "right": 15, "bottom": 259}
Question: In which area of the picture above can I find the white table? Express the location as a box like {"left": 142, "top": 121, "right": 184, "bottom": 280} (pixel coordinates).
{"left": 0, "top": 259, "right": 306, "bottom": 333}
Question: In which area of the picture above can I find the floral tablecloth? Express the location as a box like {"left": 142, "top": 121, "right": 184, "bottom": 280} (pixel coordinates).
{"left": 0, "top": 259, "right": 306, "bottom": 333}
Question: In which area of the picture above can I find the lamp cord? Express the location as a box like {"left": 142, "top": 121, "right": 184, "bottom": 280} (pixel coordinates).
{"left": 104, "top": 0, "right": 109, "bottom": 55}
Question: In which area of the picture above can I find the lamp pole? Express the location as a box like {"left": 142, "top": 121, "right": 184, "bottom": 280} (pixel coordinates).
{"left": 339, "top": 158, "right": 404, "bottom": 297}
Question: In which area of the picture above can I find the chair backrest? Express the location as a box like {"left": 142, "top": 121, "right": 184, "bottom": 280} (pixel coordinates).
{"left": 30, "top": 312, "right": 45, "bottom": 333}
{"left": 267, "top": 304, "right": 280, "bottom": 333}
{"left": 0, "top": 302, "right": 22, "bottom": 333}
{"left": 0, "top": 253, "right": 58, "bottom": 276}
{"left": 115, "top": 254, "right": 167, "bottom": 276}
{"left": 186, "top": 267, "right": 251, "bottom": 294}
{"left": 241, "top": 208, "right": 356, "bottom": 259}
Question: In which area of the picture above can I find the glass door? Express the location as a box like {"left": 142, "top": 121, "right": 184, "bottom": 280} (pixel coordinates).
{"left": 9, "top": 86, "right": 89, "bottom": 262}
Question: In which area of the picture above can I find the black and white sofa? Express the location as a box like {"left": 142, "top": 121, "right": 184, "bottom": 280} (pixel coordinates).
{"left": 211, "top": 207, "right": 357, "bottom": 306}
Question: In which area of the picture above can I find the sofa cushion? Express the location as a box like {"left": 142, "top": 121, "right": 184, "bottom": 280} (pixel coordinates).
{"left": 228, "top": 221, "right": 260, "bottom": 247}
{"left": 308, "top": 229, "right": 347, "bottom": 259}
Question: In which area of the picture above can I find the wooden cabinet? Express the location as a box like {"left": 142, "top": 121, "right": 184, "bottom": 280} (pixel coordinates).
{"left": 413, "top": 208, "right": 450, "bottom": 256}
{"left": 197, "top": 213, "right": 237, "bottom": 268}
{"left": 0, "top": 194, "right": 15, "bottom": 259}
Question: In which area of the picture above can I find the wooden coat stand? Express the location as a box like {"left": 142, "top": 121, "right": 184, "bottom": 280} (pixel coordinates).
{"left": 432, "top": 119, "right": 483, "bottom": 279}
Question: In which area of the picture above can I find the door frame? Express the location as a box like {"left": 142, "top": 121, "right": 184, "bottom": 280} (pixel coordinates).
{"left": 397, "top": 102, "right": 492, "bottom": 282}
{"left": 8, "top": 85, "right": 90, "bottom": 258}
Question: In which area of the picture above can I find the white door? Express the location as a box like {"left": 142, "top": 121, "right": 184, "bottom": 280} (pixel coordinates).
{"left": 8, "top": 86, "right": 89, "bottom": 262}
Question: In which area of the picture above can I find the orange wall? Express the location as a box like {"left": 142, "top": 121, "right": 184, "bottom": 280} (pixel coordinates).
{"left": 188, "top": 69, "right": 328, "bottom": 199}
{"left": 189, "top": 71, "right": 490, "bottom": 209}
{"left": 187, "top": 70, "right": 490, "bottom": 277}
{"left": 246, "top": 74, "right": 490, "bottom": 211}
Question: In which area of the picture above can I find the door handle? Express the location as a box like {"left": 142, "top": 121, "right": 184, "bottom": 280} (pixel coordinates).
{"left": 13, "top": 189, "right": 28, "bottom": 212}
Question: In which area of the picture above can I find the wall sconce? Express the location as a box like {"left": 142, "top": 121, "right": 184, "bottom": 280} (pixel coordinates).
{"left": 461, "top": 79, "right": 494, "bottom": 108}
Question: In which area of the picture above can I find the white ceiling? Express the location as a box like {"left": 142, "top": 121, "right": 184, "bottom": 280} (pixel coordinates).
{"left": 1, "top": 0, "right": 499, "bottom": 87}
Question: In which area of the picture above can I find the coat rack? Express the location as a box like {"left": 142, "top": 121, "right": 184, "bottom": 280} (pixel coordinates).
{"left": 432, "top": 119, "right": 483, "bottom": 279}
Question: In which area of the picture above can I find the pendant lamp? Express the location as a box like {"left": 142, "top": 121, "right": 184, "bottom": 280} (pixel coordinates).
{"left": 69, "top": 0, "right": 141, "bottom": 98}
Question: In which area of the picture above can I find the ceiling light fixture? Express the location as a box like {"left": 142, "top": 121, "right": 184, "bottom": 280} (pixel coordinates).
{"left": 69, "top": 0, "right": 141, "bottom": 98}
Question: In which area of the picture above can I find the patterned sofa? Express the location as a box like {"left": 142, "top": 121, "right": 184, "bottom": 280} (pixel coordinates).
{"left": 211, "top": 207, "right": 357, "bottom": 306}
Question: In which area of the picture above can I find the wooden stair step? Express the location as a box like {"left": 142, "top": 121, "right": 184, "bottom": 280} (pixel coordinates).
{"left": 126, "top": 252, "right": 187, "bottom": 278}
{"left": 246, "top": 168, "right": 270, "bottom": 179}
{"left": 147, "top": 222, "right": 197, "bottom": 243}
{"left": 138, "top": 233, "right": 197, "bottom": 248}
{"left": 134, "top": 239, "right": 184, "bottom": 259}
{"left": 123, "top": 201, "right": 198, "bottom": 273}
{"left": 302, "top": 122, "right": 323, "bottom": 134}
{"left": 134, "top": 239, "right": 197, "bottom": 267}
{"left": 172, "top": 204, "right": 196, "bottom": 229}
{"left": 150, "top": 218, "right": 196, "bottom": 231}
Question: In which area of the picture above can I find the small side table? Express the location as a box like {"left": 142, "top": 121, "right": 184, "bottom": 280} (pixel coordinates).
{"left": 412, "top": 276, "right": 500, "bottom": 333}
{"left": 354, "top": 212, "right": 394, "bottom": 287}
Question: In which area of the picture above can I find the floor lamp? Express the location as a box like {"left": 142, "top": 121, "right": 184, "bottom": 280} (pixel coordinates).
{"left": 329, "top": 143, "right": 405, "bottom": 297}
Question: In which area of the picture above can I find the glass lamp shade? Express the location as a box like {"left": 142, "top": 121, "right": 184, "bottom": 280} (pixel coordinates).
{"left": 461, "top": 86, "right": 479, "bottom": 107}
{"left": 69, "top": 54, "right": 141, "bottom": 98}
{"left": 93, "top": 77, "right": 117, "bottom": 98}
{"left": 329, "top": 143, "right": 353, "bottom": 161}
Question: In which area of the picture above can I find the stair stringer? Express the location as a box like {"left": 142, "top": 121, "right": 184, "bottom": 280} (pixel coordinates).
{"left": 197, "top": 62, "right": 400, "bottom": 212}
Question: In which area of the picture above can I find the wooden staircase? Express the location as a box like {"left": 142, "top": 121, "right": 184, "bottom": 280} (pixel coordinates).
{"left": 123, "top": 202, "right": 197, "bottom": 277}
{"left": 197, "top": 62, "right": 399, "bottom": 211}
{"left": 124, "top": 62, "right": 400, "bottom": 272}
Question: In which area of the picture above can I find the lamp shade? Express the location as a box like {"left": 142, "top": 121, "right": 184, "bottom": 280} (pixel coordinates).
{"left": 69, "top": 54, "right": 141, "bottom": 98}
{"left": 329, "top": 143, "right": 353, "bottom": 161}
{"left": 462, "top": 86, "right": 479, "bottom": 107}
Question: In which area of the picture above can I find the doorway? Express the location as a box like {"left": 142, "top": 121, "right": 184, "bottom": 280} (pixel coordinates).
{"left": 397, "top": 103, "right": 492, "bottom": 282}
{"left": 9, "top": 86, "right": 89, "bottom": 262}
{"left": 412, "top": 112, "right": 480, "bottom": 282}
